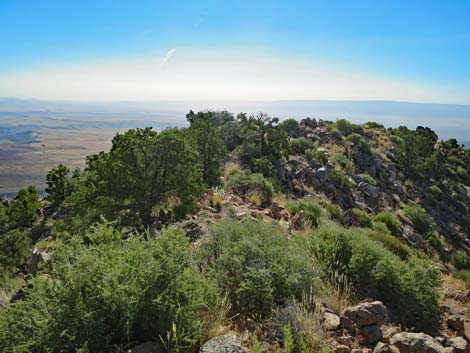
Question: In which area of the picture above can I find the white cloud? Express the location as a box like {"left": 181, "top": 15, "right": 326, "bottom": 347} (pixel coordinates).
{"left": 159, "top": 48, "right": 176, "bottom": 68}
{"left": 0, "top": 47, "right": 467, "bottom": 103}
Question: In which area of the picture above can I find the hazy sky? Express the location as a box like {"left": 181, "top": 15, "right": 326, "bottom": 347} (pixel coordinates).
{"left": 0, "top": 0, "right": 469, "bottom": 103}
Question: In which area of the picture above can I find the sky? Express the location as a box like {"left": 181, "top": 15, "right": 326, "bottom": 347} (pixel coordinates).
{"left": 0, "top": 0, "right": 469, "bottom": 103}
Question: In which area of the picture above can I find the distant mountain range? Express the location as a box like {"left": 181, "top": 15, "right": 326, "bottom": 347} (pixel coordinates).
{"left": 0, "top": 98, "right": 469, "bottom": 144}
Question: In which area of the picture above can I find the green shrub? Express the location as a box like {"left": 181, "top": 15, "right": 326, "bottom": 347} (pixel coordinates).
{"left": 308, "top": 222, "right": 441, "bottom": 333}
{"left": 346, "top": 134, "right": 373, "bottom": 171}
{"left": 225, "top": 170, "right": 274, "bottom": 202}
{"left": 306, "top": 148, "right": 328, "bottom": 165}
{"left": 201, "top": 219, "right": 319, "bottom": 317}
{"left": 364, "top": 122, "right": 384, "bottom": 129}
{"left": 404, "top": 205, "right": 435, "bottom": 235}
{"left": 324, "top": 201, "right": 343, "bottom": 223}
{"left": 427, "top": 185, "right": 443, "bottom": 199}
{"left": 373, "top": 221, "right": 391, "bottom": 234}
{"left": 453, "top": 270, "right": 470, "bottom": 285}
{"left": 329, "top": 169, "right": 352, "bottom": 192}
{"left": 0, "top": 229, "right": 31, "bottom": 273}
{"left": 289, "top": 138, "right": 314, "bottom": 155}
{"left": 287, "top": 197, "right": 323, "bottom": 228}
{"left": 333, "top": 154, "right": 355, "bottom": 175}
{"left": 7, "top": 186, "right": 41, "bottom": 229}
{"left": 0, "top": 224, "right": 217, "bottom": 353}
{"left": 280, "top": 119, "right": 301, "bottom": 138}
{"left": 0, "top": 201, "right": 8, "bottom": 231}
{"left": 332, "top": 119, "right": 363, "bottom": 137}
{"left": 348, "top": 208, "right": 373, "bottom": 228}
{"left": 367, "top": 231, "right": 411, "bottom": 260}
{"left": 451, "top": 251, "right": 470, "bottom": 270}
{"left": 374, "top": 212, "right": 401, "bottom": 236}
{"left": 359, "top": 173, "right": 377, "bottom": 186}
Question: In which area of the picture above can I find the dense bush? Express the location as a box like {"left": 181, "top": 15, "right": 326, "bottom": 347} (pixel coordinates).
{"left": 187, "top": 111, "right": 228, "bottom": 186}
{"left": 280, "top": 118, "right": 301, "bottom": 138}
{"left": 364, "top": 121, "right": 384, "bottom": 129}
{"left": 45, "top": 164, "right": 72, "bottom": 211}
{"left": 333, "top": 153, "right": 355, "bottom": 175}
{"left": 306, "top": 147, "right": 329, "bottom": 165}
{"left": 346, "top": 133, "right": 373, "bottom": 171}
{"left": 347, "top": 208, "right": 373, "bottom": 228}
{"left": 201, "top": 219, "right": 319, "bottom": 317}
{"left": 329, "top": 169, "right": 352, "bottom": 192}
{"left": 393, "top": 126, "right": 438, "bottom": 180}
{"left": 367, "top": 230, "right": 411, "bottom": 260}
{"left": 374, "top": 212, "right": 401, "bottom": 236}
{"left": 324, "top": 201, "right": 343, "bottom": 223}
{"left": 67, "top": 128, "right": 205, "bottom": 228}
{"left": 289, "top": 137, "right": 314, "bottom": 155}
{"left": 332, "top": 119, "right": 363, "bottom": 137}
{"left": 451, "top": 250, "right": 470, "bottom": 270}
{"left": 237, "top": 113, "right": 288, "bottom": 175}
{"left": 0, "top": 199, "right": 8, "bottom": 231}
{"left": 7, "top": 186, "right": 40, "bottom": 229}
{"left": 0, "top": 225, "right": 218, "bottom": 353}
{"left": 308, "top": 222, "right": 441, "bottom": 332}
{"left": 286, "top": 197, "right": 323, "bottom": 228}
{"left": 225, "top": 170, "right": 274, "bottom": 202}
{"left": 0, "top": 229, "right": 31, "bottom": 273}
{"left": 404, "top": 205, "right": 435, "bottom": 235}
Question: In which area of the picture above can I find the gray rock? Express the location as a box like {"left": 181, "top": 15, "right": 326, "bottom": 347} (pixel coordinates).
{"left": 200, "top": 336, "right": 246, "bottom": 353}
{"left": 373, "top": 342, "right": 400, "bottom": 353}
{"left": 445, "top": 337, "right": 470, "bottom": 353}
{"left": 323, "top": 312, "right": 341, "bottom": 331}
{"left": 341, "top": 301, "right": 387, "bottom": 331}
{"left": 357, "top": 182, "right": 380, "bottom": 208}
{"left": 389, "top": 332, "right": 446, "bottom": 353}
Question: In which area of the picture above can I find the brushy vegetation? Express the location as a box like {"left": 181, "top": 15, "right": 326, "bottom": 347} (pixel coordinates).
{"left": 332, "top": 119, "right": 363, "bottom": 137}
{"left": 225, "top": 169, "right": 274, "bottom": 203}
{"left": 347, "top": 208, "right": 373, "bottom": 228}
{"left": 286, "top": 197, "right": 323, "bottom": 228}
{"left": 453, "top": 270, "right": 470, "bottom": 285}
{"left": 201, "top": 219, "right": 319, "bottom": 317}
{"left": 329, "top": 169, "right": 352, "bottom": 192}
{"left": 404, "top": 205, "right": 435, "bottom": 235}
{"left": 308, "top": 221, "right": 441, "bottom": 333}
{"left": 289, "top": 137, "right": 314, "bottom": 155}
{"left": 0, "top": 224, "right": 218, "bottom": 353}
{"left": 374, "top": 211, "right": 401, "bottom": 236}
{"left": 367, "top": 230, "right": 411, "bottom": 260}
{"left": 451, "top": 250, "right": 470, "bottom": 270}
{"left": 2, "top": 111, "right": 469, "bottom": 352}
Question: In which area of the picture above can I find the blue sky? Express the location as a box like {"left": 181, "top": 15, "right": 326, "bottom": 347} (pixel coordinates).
{"left": 0, "top": 0, "right": 469, "bottom": 103}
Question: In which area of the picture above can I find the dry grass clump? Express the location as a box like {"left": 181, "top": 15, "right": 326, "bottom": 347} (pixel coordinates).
{"left": 247, "top": 190, "right": 263, "bottom": 208}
